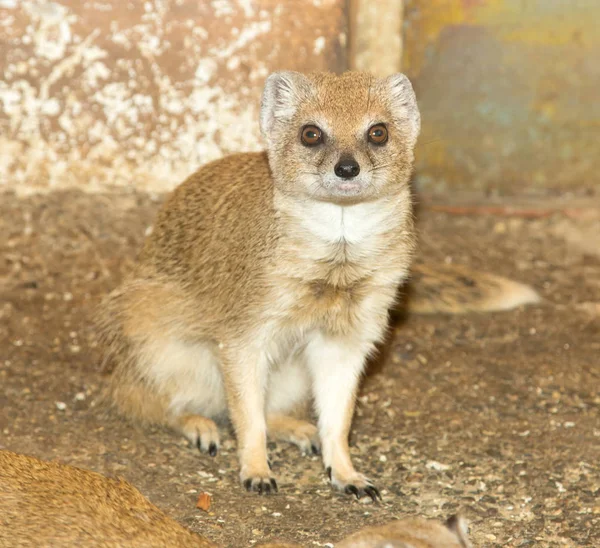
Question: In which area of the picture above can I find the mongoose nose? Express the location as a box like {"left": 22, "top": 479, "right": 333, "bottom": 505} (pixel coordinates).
{"left": 334, "top": 158, "right": 360, "bottom": 179}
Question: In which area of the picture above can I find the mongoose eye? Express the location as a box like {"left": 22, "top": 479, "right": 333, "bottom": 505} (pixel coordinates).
{"left": 301, "top": 125, "right": 323, "bottom": 147}
{"left": 368, "top": 124, "right": 388, "bottom": 145}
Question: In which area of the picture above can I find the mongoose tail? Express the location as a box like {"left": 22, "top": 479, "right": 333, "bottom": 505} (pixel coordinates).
{"left": 404, "top": 263, "right": 540, "bottom": 315}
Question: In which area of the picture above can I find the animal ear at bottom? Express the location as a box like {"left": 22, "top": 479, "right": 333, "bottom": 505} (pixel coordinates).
{"left": 260, "top": 71, "right": 312, "bottom": 140}
{"left": 445, "top": 515, "right": 473, "bottom": 548}
{"left": 378, "top": 73, "right": 421, "bottom": 147}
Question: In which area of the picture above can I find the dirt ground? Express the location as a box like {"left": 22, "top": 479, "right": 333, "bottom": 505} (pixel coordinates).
{"left": 1, "top": 190, "right": 598, "bottom": 547}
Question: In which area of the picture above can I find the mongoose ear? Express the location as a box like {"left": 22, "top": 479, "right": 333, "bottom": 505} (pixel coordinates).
{"left": 260, "top": 71, "right": 312, "bottom": 141}
{"left": 378, "top": 73, "right": 421, "bottom": 148}
{"left": 445, "top": 515, "right": 473, "bottom": 548}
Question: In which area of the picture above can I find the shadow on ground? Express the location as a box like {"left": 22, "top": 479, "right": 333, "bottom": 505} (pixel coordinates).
{"left": 1, "top": 190, "right": 598, "bottom": 547}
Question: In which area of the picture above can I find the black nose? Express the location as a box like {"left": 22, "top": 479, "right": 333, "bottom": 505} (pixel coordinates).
{"left": 334, "top": 157, "right": 360, "bottom": 179}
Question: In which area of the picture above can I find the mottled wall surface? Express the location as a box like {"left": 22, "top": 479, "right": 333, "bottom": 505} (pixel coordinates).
{"left": 349, "top": 0, "right": 403, "bottom": 77}
{"left": 403, "top": 0, "right": 599, "bottom": 194}
{"left": 0, "top": 0, "right": 347, "bottom": 194}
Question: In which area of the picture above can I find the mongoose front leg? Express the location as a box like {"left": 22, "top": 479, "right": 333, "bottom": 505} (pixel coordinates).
{"left": 305, "top": 333, "right": 381, "bottom": 502}
{"left": 221, "top": 347, "right": 277, "bottom": 494}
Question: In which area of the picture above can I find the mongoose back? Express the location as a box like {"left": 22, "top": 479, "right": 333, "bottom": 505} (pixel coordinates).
{"left": 99, "top": 70, "right": 420, "bottom": 499}
{"left": 0, "top": 450, "right": 215, "bottom": 548}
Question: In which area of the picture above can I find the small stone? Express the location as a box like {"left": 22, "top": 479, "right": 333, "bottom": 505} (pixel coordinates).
{"left": 403, "top": 410, "right": 421, "bottom": 417}
{"left": 426, "top": 460, "right": 451, "bottom": 471}
{"left": 55, "top": 402, "right": 67, "bottom": 411}
{"left": 493, "top": 221, "right": 507, "bottom": 234}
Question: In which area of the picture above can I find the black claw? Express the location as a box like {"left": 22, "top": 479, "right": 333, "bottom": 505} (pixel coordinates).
{"left": 345, "top": 485, "right": 360, "bottom": 499}
{"left": 208, "top": 442, "right": 217, "bottom": 457}
{"left": 311, "top": 443, "right": 320, "bottom": 455}
{"left": 196, "top": 438, "right": 202, "bottom": 452}
{"left": 267, "top": 459, "right": 273, "bottom": 470}
{"left": 364, "top": 485, "right": 382, "bottom": 502}
{"left": 244, "top": 478, "right": 277, "bottom": 495}
{"left": 326, "top": 466, "right": 332, "bottom": 480}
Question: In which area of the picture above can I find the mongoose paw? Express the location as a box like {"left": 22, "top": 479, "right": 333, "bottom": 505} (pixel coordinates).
{"left": 267, "top": 416, "right": 321, "bottom": 456}
{"left": 289, "top": 422, "right": 321, "bottom": 456}
{"left": 242, "top": 475, "right": 279, "bottom": 495}
{"left": 178, "top": 415, "right": 220, "bottom": 457}
{"left": 327, "top": 467, "right": 382, "bottom": 502}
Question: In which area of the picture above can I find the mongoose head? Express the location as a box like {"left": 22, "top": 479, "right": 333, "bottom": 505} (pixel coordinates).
{"left": 260, "top": 71, "right": 420, "bottom": 205}
{"left": 336, "top": 515, "right": 472, "bottom": 548}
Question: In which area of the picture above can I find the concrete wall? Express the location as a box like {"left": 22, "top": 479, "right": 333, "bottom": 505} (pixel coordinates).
{"left": 0, "top": 0, "right": 347, "bottom": 194}
{"left": 1, "top": 0, "right": 597, "bottom": 196}
{"left": 403, "top": 0, "right": 599, "bottom": 195}
{"left": 349, "top": 0, "right": 403, "bottom": 76}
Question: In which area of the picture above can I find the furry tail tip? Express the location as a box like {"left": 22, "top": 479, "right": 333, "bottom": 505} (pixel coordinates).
{"left": 402, "top": 263, "right": 541, "bottom": 315}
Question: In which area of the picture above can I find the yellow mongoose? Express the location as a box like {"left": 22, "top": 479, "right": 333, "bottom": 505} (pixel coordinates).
{"left": 0, "top": 450, "right": 472, "bottom": 548}
{"left": 98, "top": 71, "right": 538, "bottom": 500}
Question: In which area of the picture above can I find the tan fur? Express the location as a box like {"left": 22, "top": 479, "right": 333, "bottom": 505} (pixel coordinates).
{"left": 404, "top": 263, "right": 540, "bottom": 315}
{"left": 0, "top": 450, "right": 472, "bottom": 548}
{"left": 267, "top": 414, "right": 320, "bottom": 454}
{"left": 98, "top": 71, "right": 419, "bottom": 498}
{"left": 335, "top": 516, "right": 472, "bottom": 548}
{"left": 0, "top": 450, "right": 215, "bottom": 548}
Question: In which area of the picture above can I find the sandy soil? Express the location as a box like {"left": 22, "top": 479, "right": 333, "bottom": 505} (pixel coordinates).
{"left": 1, "top": 190, "right": 598, "bottom": 547}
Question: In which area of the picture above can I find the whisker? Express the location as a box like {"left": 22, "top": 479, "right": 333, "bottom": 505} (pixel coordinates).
{"left": 368, "top": 163, "right": 394, "bottom": 173}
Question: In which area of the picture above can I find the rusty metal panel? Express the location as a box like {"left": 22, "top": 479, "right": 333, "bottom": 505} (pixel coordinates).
{"left": 0, "top": 0, "right": 347, "bottom": 194}
{"left": 403, "top": 0, "right": 599, "bottom": 194}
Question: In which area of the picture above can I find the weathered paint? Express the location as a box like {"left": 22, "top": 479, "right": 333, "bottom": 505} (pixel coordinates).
{"left": 349, "top": 0, "right": 404, "bottom": 77}
{"left": 403, "top": 0, "right": 600, "bottom": 193}
{"left": 0, "top": 0, "right": 347, "bottom": 194}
